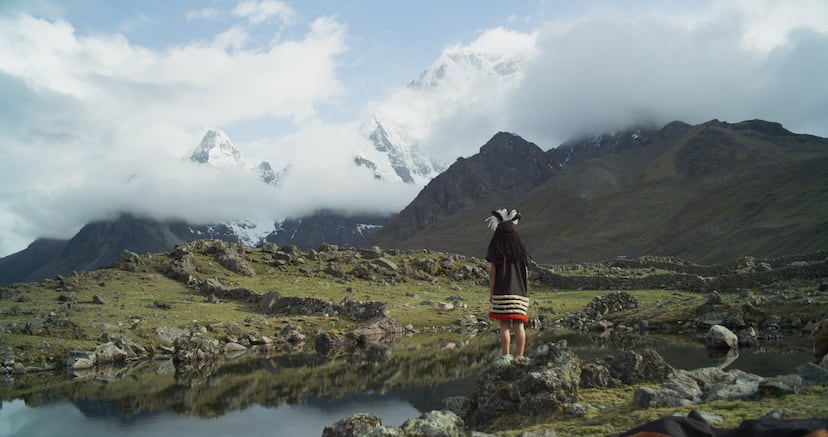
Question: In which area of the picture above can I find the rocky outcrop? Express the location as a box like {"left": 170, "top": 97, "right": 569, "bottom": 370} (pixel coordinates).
{"left": 559, "top": 292, "right": 639, "bottom": 332}
{"left": 322, "top": 413, "right": 384, "bottom": 437}
{"left": 263, "top": 296, "right": 386, "bottom": 321}
{"left": 633, "top": 367, "right": 764, "bottom": 408}
{"left": 173, "top": 332, "right": 220, "bottom": 363}
{"left": 466, "top": 341, "right": 580, "bottom": 428}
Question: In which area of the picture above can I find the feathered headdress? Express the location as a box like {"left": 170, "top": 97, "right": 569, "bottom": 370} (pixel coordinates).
{"left": 485, "top": 208, "right": 521, "bottom": 231}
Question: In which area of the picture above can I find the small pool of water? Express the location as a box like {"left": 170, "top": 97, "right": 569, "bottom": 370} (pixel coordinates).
{"left": 0, "top": 331, "right": 814, "bottom": 437}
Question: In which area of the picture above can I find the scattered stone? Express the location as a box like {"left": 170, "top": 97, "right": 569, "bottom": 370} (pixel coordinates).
{"left": 154, "top": 326, "right": 189, "bottom": 343}
{"left": 93, "top": 294, "right": 107, "bottom": 305}
{"left": 152, "top": 300, "right": 172, "bottom": 309}
{"left": 705, "top": 291, "right": 723, "bottom": 305}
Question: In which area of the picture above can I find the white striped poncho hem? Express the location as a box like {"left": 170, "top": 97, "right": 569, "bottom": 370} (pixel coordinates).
{"left": 490, "top": 294, "right": 529, "bottom": 316}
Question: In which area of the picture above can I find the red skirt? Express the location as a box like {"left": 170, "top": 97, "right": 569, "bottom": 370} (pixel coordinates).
{"left": 488, "top": 312, "right": 528, "bottom": 323}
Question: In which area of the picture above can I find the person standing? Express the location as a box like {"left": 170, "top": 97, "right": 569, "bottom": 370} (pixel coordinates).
{"left": 485, "top": 208, "right": 530, "bottom": 356}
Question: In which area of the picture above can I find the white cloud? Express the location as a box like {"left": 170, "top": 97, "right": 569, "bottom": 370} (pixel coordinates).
{"left": 0, "top": 13, "right": 349, "bottom": 256}
{"left": 501, "top": 1, "right": 828, "bottom": 147}
{"left": 233, "top": 0, "right": 295, "bottom": 26}
{"left": 186, "top": 8, "right": 220, "bottom": 22}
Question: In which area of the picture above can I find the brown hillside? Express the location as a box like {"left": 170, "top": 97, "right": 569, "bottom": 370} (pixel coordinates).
{"left": 372, "top": 119, "right": 828, "bottom": 264}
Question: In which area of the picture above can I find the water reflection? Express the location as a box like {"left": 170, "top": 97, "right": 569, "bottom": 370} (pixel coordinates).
{"left": 541, "top": 330, "right": 812, "bottom": 377}
{"left": 0, "top": 397, "right": 420, "bottom": 437}
{"left": 0, "top": 330, "right": 814, "bottom": 436}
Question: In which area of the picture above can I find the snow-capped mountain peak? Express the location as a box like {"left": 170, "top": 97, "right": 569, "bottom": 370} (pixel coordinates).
{"left": 354, "top": 29, "right": 535, "bottom": 185}
{"left": 190, "top": 129, "right": 242, "bottom": 167}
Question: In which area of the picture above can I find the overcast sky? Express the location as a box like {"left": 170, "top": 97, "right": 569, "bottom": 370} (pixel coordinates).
{"left": 1, "top": 0, "right": 827, "bottom": 257}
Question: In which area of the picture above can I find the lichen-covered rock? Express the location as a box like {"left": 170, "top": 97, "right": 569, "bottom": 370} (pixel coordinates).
{"left": 466, "top": 341, "right": 580, "bottom": 427}
{"left": 399, "top": 410, "right": 465, "bottom": 437}
{"left": 322, "top": 412, "right": 383, "bottom": 437}
{"left": 580, "top": 361, "right": 616, "bottom": 388}
{"left": 216, "top": 249, "right": 256, "bottom": 276}
{"left": 442, "top": 396, "right": 471, "bottom": 419}
{"left": 634, "top": 367, "right": 763, "bottom": 408}
{"left": 633, "top": 370, "right": 703, "bottom": 408}
{"left": 603, "top": 349, "right": 673, "bottom": 385}
{"left": 173, "top": 332, "right": 220, "bottom": 363}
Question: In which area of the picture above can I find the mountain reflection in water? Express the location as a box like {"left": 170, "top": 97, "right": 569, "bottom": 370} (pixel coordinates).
{"left": 0, "top": 331, "right": 814, "bottom": 436}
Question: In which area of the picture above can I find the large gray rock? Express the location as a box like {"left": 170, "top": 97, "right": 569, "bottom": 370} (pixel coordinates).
{"left": 633, "top": 370, "right": 703, "bottom": 408}
{"left": 94, "top": 342, "right": 129, "bottom": 365}
{"left": 467, "top": 341, "right": 580, "bottom": 427}
{"left": 634, "top": 367, "right": 763, "bottom": 408}
{"left": 705, "top": 324, "right": 739, "bottom": 350}
{"left": 759, "top": 374, "right": 803, "bottom": 397}
{"left": 795, "top": 362, "right": 828, "bottom": 386}
{"left": 65, "top": 350, "right": 96, "bottom": 370}
{"left": 603, "top": 349, "right": 673, "bottom": 385}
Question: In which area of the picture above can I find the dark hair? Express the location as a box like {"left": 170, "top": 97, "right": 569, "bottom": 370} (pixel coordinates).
{"left": 487, "top": 221, "right": 528, "bottom": 262}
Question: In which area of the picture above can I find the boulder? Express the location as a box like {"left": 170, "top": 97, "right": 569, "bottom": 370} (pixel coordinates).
{"left": 173, "top": 332, "right": 220, "bottom": 363}
{"left": 322, "top": 413, "right": 383, "bottom": 437}
{"left": 795, "top": 362, "right": 828, "bottom": 387}
{"left": 705, "top": 324, "right": 739, "bottom": 350}
{"left": 603, "top": 349, "right": 673, "bottom": 385}
{"left": 580, "top": 361, "right": 616, "bottom": 388}
{"left": 759, "top": 374, "right": 803, "bottom": 397}
{"left": 635, "top": 367, "right": 763, "bottom": 408}
{"left": 314, "top": 330, "right": 358, "bottom": 355}
{"left": 633, "top": 370, "right": 703, "bottom": 408}
{"left": 94, "top": 342, "right": 129, "bottom": 365}
{"left": 442, "top": 396, "right": 471, "bottom": 419}
{"left": 259, "top": 291, "right": 281, "bottom": 313}
{"left": 399, "top": 410, "right": 465, "bottom": 437}
{"left": 65, "top": 350, "right": 96, "bottom": 370}
{"left": 216, "top": 249, "right": 256, "bottom": 276}
{"left": 112, "top": 250, "right": 141, "bottom": 271}
{"left": 466, "top": 341, "right": 580, "bottom": 427}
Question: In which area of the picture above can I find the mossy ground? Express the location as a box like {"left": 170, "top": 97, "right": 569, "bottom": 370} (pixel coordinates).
{"left": 1, "top": 243, "right": 826, "bottom": 435}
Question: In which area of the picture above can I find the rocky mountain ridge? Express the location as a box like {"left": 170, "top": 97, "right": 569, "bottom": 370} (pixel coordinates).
{"left": 373, "top": 119, "right": 828, "bottom": 264}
